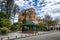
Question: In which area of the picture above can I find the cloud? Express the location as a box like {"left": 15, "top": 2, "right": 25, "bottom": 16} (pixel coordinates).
{"left": 38, "top": 0, "right": 60, "bottom": 19}
{"left": 14, "top": 0, "right": 25, "bottom": 6}
{"left": 14, "top": 0, "right": 60, "bottom": 22}
{"left": 51, "top": 7, "right": 60, "bottom": 13}
{"left": 11, "top": 13, "right": 18, "bottom": 23}
{"left": 15, "top": 0, "right": 45, "bottom": 10}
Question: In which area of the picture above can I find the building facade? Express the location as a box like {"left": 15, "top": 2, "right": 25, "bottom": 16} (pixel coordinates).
{"left": 18, "top": 8, "right": 44, "bottom": 24}
{"left": 55, "top": 18, "right": 60, "bottom": 30}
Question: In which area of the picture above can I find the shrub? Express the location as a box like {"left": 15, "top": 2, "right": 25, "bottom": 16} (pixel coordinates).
{"left": 10, "top": 22, "right": 22, "bottom": 31}
{"left": 10, "top": 25, "right": 18, "bottom": 31}
{"left": 0, "top": 29, "right": 1, "bottom": 34}
{"left": 38, "top": 23, "right": 46, "bottom": 31}
{"left": 0, "top": 27, "right": 12, "bottom": 35}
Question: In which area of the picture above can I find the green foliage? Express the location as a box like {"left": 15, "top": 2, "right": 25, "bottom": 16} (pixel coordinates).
{"left": 13, "top": 22, "right": 22, "bottom": 27}
{"left": 44, "top": 15, "right": 52, "bottom": 25}
{"left": 0, "top": 12, "right": 7, "bottom": 18}
{"left": 39, "top": 23, "right": 46, "bottom": 28}
{"left": 0, "top": 12, "right": 11, "bottom": 26}
{"left": 0, "top": 18, "right": 3, "bottom": 27}
{"left": 9, "top": 22, "right": 22, "bottom": 31}
{"left": 0, "top": 12, "right": 11, "bottom": 27}
{"left": 2, "top": 19, "right": 11, "bottom": 27}
{"left": 13, "top": 22, "right": 22, "bottom": 31}
{"left": 9, "top": 24, "right": 17, "bottom": 31}
{"left": 38, "top": 23, "right": 46, "bottom": 31}
{"left": 0, "top": 18, "right": 11, "bottom": 28}
{"left": 44, "top": 15, "right": 53, "bottom": 30}
{"left": 0, "top": 27, "right": 12, "bottom": 35}
{"left": 0, "top": 12, "right": 12, "bottom": 34}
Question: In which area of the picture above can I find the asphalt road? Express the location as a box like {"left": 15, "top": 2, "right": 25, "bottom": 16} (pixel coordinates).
{"left": 15, "top": 31, "right": 60, "bottom": 40}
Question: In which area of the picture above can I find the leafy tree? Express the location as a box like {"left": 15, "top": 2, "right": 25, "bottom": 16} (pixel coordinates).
{"left": 0, "top": 12, "right": 12, "bottom": 34}
{"left": 0, "top": 27, "right": 12, "bottom": 35}
{"left": 9, "top": 22, "right": 22, "bottom": 31}
{"left": 2, "top": 19, "right": 11, "bottom": 27}
{"left": 13, "top": 4, "right": 17, "bottom": 23}
{"left": 0, "top": 0, "right": 14, "bottom": 19}
{"left": 44, "top": 14, "right": 52, "bottom": 30}
{"left": 0, "top": 12, "right": 7, "bottom": 18}
{"left": 6, "top": 0, "right": 14, "bottom": 19}
{"left": 22, "top": 10, "right": 27, "bottom": 23}
{"left": 38, "top": 23, "right": 46, "bottom": 31}
{"left": 13, "top": 22, "right": 22, "bottom": 31}
{"left": 0, "top": 12, "right": 11, "bottom": 27}
{"left": 0, "top": 18, "right": 3, "bottom": 27}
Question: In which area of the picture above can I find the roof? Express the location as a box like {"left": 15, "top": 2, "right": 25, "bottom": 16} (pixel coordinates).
{"left": 22, "top": 21, "right": 38, "bottom": 26}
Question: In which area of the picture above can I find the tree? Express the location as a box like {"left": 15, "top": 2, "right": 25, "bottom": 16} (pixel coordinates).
{"left": 5, "top": 0, "right": 14, "bottom": 19}
{"left": 44, "top": 14, "right": 52, "bottom": 30}
{"left": 0, "top": 0, "right": 15, "bottom": 20}
{"left": 0, "top": 12, "right": 7, "bottom": 27}
{"left": 22, "top": 9, "right": 28, "bottom": 23}
{"left": 0, "top": 12, "right": 7, "bottom": 18}
{"left": 2, "top": 19, "right": 11, "bottom": 27}
{"left": 0, "top": 12, "right": 11, "bottom": 28}
{"left": 0, "top": 27, "right": 12, "bottom": 35}
{"left": 38, "top": 23, "right": 46, "bottom": 31}
{"left": 0, "top": 12, "right": 12, "bottom": 34}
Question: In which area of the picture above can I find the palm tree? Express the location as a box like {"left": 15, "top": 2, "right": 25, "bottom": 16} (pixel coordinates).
{"left": 0, "top": 0, "right": 14, "bottom": 19}
{"left": 22, "top": 9, "right": 27, "bottom": 23}
{"left": 13, "top": 4, "right": 17, "bottom": 23}
{"left": 6, "top": 0, "right": 14, "bottom": 19}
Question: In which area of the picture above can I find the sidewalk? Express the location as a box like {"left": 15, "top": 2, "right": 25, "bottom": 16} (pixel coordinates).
{"left": 0, "top": 31, "right": 56, "bottom": 40}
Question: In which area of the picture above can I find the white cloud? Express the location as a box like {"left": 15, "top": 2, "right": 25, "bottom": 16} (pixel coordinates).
{"left": 29, "top": 0, "right": 33, "bottom": 2}
{"left": 38, "top": 0, "right": 60, "bottom": 19}
{"left": 14, "top": 0, "right": 60, "bottom": 20}
{"left": 37, "top": 3, "right": 40, "bottom": 7}
{"left": 14, "top": 0, "right": 25, "bottom": 6}
{"left": 25, "top": 1, "right": 29, "bottom": 5}
{"left": 31, "top": 2, "right": 35, "bottom": 5}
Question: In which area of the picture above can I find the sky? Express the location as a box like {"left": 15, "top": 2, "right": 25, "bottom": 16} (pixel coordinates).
{"left": 13, "top": 0, "right": 60, "bottom": 22}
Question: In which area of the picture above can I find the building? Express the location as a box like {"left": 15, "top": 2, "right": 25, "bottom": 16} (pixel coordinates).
{"left": 55, "top": 18, "right": 60, "bottom": 30}
{"left": 18, "top": 8, "right": 44, "bottom": 24}
{"left": 36, "top": 17, "right": 44, "bottom": 23}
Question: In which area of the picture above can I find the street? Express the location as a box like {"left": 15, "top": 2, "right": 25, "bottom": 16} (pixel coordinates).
{"left": 15, "top": 31, "right": 60, "bottom": 40}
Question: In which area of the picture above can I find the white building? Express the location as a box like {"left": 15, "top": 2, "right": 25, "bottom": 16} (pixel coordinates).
{"left": 55, "top": 18, "right": 60, "bottom": 30}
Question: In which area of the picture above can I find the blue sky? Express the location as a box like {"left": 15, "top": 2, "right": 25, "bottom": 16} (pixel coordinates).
{"left": 13, "top": 0, "right": 60, "bottom": 22}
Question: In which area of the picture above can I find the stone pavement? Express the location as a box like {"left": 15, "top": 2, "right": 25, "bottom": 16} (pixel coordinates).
{"left": 0, "top": 31, "right": 56, "bottom": 40}
{"left": 14, "top": 31, "right": 60, "bottom": 40}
